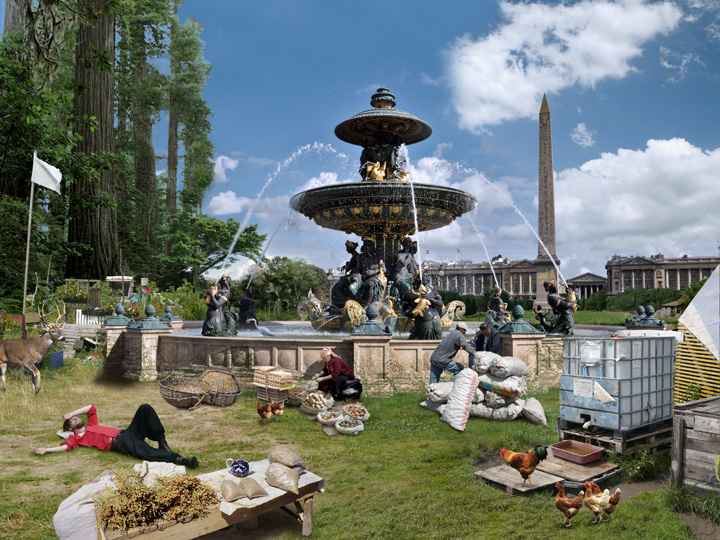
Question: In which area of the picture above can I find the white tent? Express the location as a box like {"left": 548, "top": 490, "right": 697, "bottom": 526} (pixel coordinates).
{"left": 679, "top": 265, "right": 720, "bottom": 362}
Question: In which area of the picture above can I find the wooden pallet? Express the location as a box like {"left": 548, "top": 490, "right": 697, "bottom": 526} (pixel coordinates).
{"left": 474, "top": 465, "right": 563, "bottom": 495}
{"left": 557, "top": 418, "right": 672, "bottom": 455}
{"left": 536, "top": 455, "right": 619, "bottom": 484}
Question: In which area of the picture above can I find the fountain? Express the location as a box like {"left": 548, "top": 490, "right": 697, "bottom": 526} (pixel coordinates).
{"left": 291, "top": 88, "right": 476, "bottom": 332}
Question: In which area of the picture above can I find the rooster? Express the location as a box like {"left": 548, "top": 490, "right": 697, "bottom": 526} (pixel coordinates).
{"left": 500, "top": 445, "right": 548, "bottom": 487}
{"left": 257, "top": 400, "right": 272, "bottom": 423}
{"left": 586, "top": 482, "right": 621, "bottom": 522}
{"left": 583, "top": 481, "right": 610, "bottom": 524}
{"left": 269, "top": 397, "right": 284, "bottom": 420}
{"left": 554, "top": 482, "right": 584, "bottom": 527}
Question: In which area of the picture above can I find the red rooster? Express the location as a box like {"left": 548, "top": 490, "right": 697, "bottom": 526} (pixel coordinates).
{"left": 257, "top": 400, "right": 272, "bottom": 423}
{"left": 554, "top": 482, "right": 584, "bottom": 527}
{"left": 500, "top": 445, "right": 548, "bottom": 487}
{"left": 269, "top": 397, "right": 284, "bottom": 420}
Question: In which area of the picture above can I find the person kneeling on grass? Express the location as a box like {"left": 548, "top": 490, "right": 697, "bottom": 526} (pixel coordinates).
{"left": 34, "top": 404, "right": 198, "bottom": 468}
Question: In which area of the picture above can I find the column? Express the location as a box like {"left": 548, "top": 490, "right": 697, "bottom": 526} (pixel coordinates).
{"left": 642, "top": 271, "right": 646, "bottom": 290}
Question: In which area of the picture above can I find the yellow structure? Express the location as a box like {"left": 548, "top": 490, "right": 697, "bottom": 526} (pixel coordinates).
{"left": 674, "top": 322, "right": 720, "bottom": 403}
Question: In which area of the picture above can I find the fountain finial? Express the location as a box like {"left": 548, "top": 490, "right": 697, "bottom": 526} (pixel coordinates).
{"left": 370, "top": 88, "right": 396, "bottom": 109}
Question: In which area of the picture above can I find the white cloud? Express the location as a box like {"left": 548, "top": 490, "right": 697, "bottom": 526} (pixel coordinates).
{"left": 446, "top": 0, "right": 683, "bottom": 133}
{"left": 213, "top": 155, "right": 239, "bottom": 184}
{"left": 206, "top": 191, "right": 289, "bottom": 217}
{"left": 433, "top": 142, "right": 453, "bottom": 158}
{"left": 555, "top": 138, "right": 720, "bottom": 275}
{"left": 570, "top": 123, "right": 595, "bottom": 147}
{"left": 659, "top": 46, "right": 704, "bottom": 83}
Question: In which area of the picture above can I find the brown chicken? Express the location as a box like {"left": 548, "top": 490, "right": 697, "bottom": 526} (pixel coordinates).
{"left": 269, "top": 398, "right": 284, "bottom": 420}
{"left": 257, "top": 400, "right": 272, "bottom": 423}
{"left": 500, "top": 445, "right": 549, "bottom": 487}
{"left": 587, "top": 482, "right": 621, "bottom": 521}
{"left": 554, "top": 482, "right": 584, "bottom": 527}
{"left": 583, "top": 481, "right": 609, "bottom": 523}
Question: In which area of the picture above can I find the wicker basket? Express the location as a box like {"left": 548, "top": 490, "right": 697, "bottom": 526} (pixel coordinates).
{"left": 254, "top": 383, "right": 292, "bottom": 403}
{"left": 199, "top": 368, "right": 242, "bottom": 407}
{"left": 159, "top": 378, "right": 210, "bottom": 410}
{"left": 253, "top": 366, "right": 277, "bottom": 385}
{"left": 266, "top": 369, "right": 293, "bottom": 389}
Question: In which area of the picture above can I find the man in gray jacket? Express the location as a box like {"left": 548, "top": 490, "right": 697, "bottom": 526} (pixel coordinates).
{"left": 428, "top": 322, "right": 476, "bottom": 384}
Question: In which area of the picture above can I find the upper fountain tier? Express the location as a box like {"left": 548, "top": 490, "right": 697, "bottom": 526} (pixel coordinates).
{"left": 334, "top": 87, "right": 432, "bottom": 147}
{"left": 290, "top": 88, "right": 476, "bottom": 248}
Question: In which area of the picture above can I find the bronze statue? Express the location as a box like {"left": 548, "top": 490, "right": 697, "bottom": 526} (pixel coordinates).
{"left": 233, "top": 287, "right": 257, "bottom": 327}
{"left": 330, "top": 240, "right": 362, "bottom": 308}
{"left": 485, "top": 287, "right": 510, "bottom": 329}
{"left": 625, "top": 305, "right": 646, "bottom": 326}
{"left": 202, "top": 274, "right": 238, "bottom": 336}
{"left": 359, "top": 132, "right": 406, "bottom": 181}
{"left": 630, "top": 304, "right": 666, "bottom": 328}
{"left": 357, "top": 237, "right": 386, "bottom": 307}
{"left": 533, "top": 281, "right": 576, "bottom": 335}
{"left": 389, "top": 237, "right": 419, "bottom": 297}
{"left": 498, "top": 305, "right": 545, "bottom": 334}
{"left": 402, "top": 272, "right": 444, "bottom": 340}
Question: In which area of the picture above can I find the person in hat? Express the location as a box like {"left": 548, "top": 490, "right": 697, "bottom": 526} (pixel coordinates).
{"left": 428, "top": 321, "right": 476, "bottom": 384}
{"left": 471, "top": 322, "right": 501, "bottom": 355}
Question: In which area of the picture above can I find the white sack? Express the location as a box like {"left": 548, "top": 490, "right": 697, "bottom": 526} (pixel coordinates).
{"left": 54, "top": 473, "right": 115, "bottom": 540}
{"left": 426, "top": 381, "right": 455, "bottom": 403}
{"left": 472, "top": 387, "right": 485, "bottom": 404}
{"left": 473, "top": 351, "right": 501, "bottom": 374}
{"left": 489, "top": 356, "right": 531, "bottom": 378}
{"left": 440, "top": 369, "right": 479, "bottom": 432}
{"left": 469, "top": 399, "right": 525, "bottom": 421}
{"left": 420, "top": 400, "right": 446, "bottom": 415}
{"left": 478, "top": 373, "right": 527, "bottom": 397}
{"left": 522, "top": 397, "right": 548, "bottom": 426}
{"left": 484, "top": 391, "right": 517, "bottom": 409}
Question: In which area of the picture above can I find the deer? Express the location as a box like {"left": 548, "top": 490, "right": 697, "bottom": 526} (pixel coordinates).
{"left": 0, "top": 303, "right": 67, "bottom": 394}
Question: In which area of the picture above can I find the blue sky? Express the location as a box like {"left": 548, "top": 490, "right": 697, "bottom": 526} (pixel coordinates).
{"left": 4, "top": 0, "right": 720, "bottom": 284}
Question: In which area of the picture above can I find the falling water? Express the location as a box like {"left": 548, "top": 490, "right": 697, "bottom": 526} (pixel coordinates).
{"left": 469, "top": 219, "right": 499, "bottom": 288}
{"left": 399, "top": 145, "right": 423, "bottom": 279}
{"left": 217, "top": 143, "right": 349, "bottom": 279}
{"left": 449, "top": 162, "right": 567, "bottom": 288}
{"left": 246, "top": 218, "right": 286, "bottom": 289}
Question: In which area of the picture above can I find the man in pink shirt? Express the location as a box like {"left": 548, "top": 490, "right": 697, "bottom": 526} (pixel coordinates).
{"left": 34, "top": 404, "right": 198, "bottom": 468}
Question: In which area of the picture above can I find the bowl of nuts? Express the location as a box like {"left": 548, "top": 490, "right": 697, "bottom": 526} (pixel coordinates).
{"left": 316, "top": 411, "right": 341, "bottom": 426}
{"left": 343, "top": 403, "right": 370, "bottom": 422}
{"left": 300, "top": 392, "right": 327, "bottom": 415}
{"left": 335, "top": 417, "right": 364, "bottom": 435}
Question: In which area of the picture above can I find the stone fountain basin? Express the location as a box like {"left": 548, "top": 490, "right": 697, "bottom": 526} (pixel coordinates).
{"left": 289, "top": 182, "right": 477, "bottom": 235}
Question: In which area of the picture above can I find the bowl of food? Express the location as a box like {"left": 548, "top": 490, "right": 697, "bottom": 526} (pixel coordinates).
{"left": 335, "top": 417, "right": 364, "bottom": 435}
{"left": 343, "top": 403, "right": 369, "bottom": 422}
{"left": 316, "top": 410, "right": 342, "bottom": 426}
{"left": 300, "top": 392, "right": 327, "bottom": 415}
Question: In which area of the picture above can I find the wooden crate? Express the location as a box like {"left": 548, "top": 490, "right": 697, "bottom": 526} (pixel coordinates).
{"left": 671, "top": 396, "right": 720, "bottom": 493}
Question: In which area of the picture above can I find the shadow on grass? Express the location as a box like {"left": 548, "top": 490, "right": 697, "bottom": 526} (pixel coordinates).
{"left": 94, "top": 368, "right": 140, "bottom": 388}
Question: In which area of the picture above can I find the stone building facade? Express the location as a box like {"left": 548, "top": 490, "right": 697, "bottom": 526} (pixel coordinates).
{"left": 605, "top": 253, "right": 719, "bottom": 296}
{"left": 566, "top": 272, "right": 606, "bottom": 299}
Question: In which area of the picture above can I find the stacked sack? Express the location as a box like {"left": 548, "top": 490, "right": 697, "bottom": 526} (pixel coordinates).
{"left": 420, "top": 351, "right": 547, "bottom": 431}
{"left": 472, "top": 351, "right": 547, "bottom": 425}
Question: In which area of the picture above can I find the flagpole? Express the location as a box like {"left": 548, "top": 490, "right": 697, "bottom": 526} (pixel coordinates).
{"left": 21, "top": 180, "right": 35, "bottom": 339}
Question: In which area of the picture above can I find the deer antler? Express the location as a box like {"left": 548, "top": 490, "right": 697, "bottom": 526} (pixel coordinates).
{"left": 54, "top": 302, "right": 67, "bottom": 324}
{"left": 38, "top": 302, "right": 50, "bottom": 323}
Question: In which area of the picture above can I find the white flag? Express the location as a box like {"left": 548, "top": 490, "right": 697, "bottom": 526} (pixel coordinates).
{"left": 31, "top": 151, "right": 62, "bottom": 194}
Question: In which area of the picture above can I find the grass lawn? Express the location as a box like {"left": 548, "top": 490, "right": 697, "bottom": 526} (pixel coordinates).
{"left": 0, "top": 358, "right": 696, "bottom": 540}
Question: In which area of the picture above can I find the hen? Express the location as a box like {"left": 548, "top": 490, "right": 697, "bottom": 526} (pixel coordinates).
{"left": 554, "top": 482, "right": 584, "bottom": 527}
{"left": 587, "top": 482, "right": 621, "bottom": 522}
{"left": 257, "top": 400, "right": 272, "bottom": 423}
{"left": 500, "top": 445, "right": 548, "bottom": 487}
{"left": 269, "top": 397, "right": 284, "bottom": 420}
{"left": 583, "top": 481, "right": 610, "bottom": 524}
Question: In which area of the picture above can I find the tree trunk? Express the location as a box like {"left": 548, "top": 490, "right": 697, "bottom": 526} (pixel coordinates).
{"left": 66, "top": 0, "right": 119, "bottom": 279}
{"left": 3, "top": 0, "right": 25, "bottom": 37}
{"left": 132, "top": 56, "right": 159, "bottom": 258}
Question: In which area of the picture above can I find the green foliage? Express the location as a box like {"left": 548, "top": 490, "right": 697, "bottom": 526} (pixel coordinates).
{"left": 607, "top": 448, "right": 671, "bottom": 483}
{"left": 664, "top": 485, "right": 720, "bottom": 525}
{"left": 573, "top": 310, "right": 628, "bottom": 325}
{"left": 159, "top": 282, "right": 207, "bottom": 321}
{"left": 678, "top": 383, "right": 704, "bottom": 404}
{"left": 439, "top": 290, "right": 460, "bottom": 304}
{"left": 152, "top": 212, "right": 265, "bottom": 290}
{"left": 239, "top": 257, "right": 329, "bottom": 313}
{"left": 460, "top": 294, "right": 478, "bottom": 316}
{"left": 585, "top": 288, "right": 607, "bottom": 311}
{"left": 606, "top": 287, "right": 679, "bottom": 312}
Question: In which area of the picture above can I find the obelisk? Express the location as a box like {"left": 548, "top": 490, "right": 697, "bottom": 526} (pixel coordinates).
{"left": 535, "top": 93, "right": 558, "bottom": 298}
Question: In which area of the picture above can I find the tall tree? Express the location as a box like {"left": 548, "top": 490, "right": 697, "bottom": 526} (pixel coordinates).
{"left": 2, "top": 0, "right": 25, "bottom": 38}
{"left": 66, "top": 0, "right": 120, "bottom": 278}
